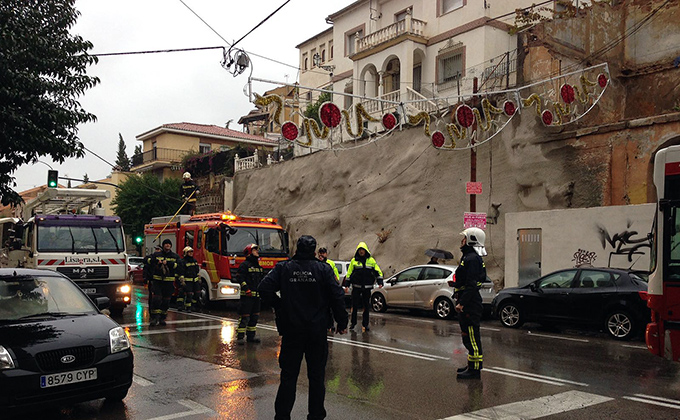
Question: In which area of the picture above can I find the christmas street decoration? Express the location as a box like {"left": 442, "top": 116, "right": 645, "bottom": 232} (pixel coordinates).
{"left": 250, "top": 63, "right": 609, "bottom": 152}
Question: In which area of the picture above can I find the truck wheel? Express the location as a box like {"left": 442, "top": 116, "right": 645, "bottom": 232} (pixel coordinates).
{"left": 198, "top": 280, "right": 210, "bottom": 308}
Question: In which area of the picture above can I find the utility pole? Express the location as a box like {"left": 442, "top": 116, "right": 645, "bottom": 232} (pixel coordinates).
{"left": 470, "top": 77, "right": 478, "bottom": 213}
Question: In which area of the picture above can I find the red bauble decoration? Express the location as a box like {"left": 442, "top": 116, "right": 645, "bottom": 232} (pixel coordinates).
{"left": 319, "top": 102, "right": 341, "bottom": 128}
{"left": 431, "top": 131, "right": 445, "bottom": 148}
{"left": 456, "top": 105, "right": 475, "bottom": 128}
{"left": 503, "top": 100, "right": 516, "bottom": 116}
{"left": 281, "top": 121, "right": 299, "bottom": 140}
{"left": 382, "top": 113, "right": 397, "bottom": 130}
{"left": 598, "top": 73, "right": 608, "bottom": 88}
{"left": 561, "top": 84, "right": 575, "bottom": 104}
{"left": 541, "top": 110, "right": 554, "bottom": 126}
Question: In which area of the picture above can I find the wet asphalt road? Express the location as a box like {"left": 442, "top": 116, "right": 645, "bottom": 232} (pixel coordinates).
{"left": 24, "top": 285, "right": 680, "bottom": 419}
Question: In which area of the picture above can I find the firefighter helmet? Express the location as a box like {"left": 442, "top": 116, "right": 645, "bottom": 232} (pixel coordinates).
{"left": 183, "top": 246, "right": 193, "bottom": 255}
{"left": 183, "top": 172, "right": 191, "bottom": 179}
{"left": 243, "top": 244, "right": 258, "bottom": 255}
{"left": 460, "top": 227, "right": 487, "bottom": 256}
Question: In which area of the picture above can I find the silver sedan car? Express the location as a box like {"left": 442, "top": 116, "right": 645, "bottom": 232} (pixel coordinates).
{"left": 370, "top": 264, "right": 496, "bottom": 320}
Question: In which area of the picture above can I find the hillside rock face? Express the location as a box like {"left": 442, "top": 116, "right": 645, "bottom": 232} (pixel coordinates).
{"left": 233, "top": 126, "right": 509, "bottom": 283}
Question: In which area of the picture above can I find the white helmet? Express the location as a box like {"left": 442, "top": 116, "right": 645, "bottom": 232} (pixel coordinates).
{"left": 461, "top": 227, "right": 487, "bottom": 256}
{"left": 183, "top": 246, "right": 193, "bottom": 254}
{"left": 183, "top": 172, "right": 191, "bottom": 179}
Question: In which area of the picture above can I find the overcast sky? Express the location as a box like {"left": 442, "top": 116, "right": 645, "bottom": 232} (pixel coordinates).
{"left": 14, "top": 0, "right": 354, "bottom": 190}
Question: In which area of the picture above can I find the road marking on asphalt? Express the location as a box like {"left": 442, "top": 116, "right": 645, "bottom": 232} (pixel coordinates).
{"left": 371, "top": 313, "right": 436, "bottom": 324}
{"left": 484, "top": 367, "right": 589, "bottom": 387}
{"left": 526, "top": 332, "right": 589, "bottom": 343}
{"left": 132, "top": 374, "right": 154, "bottom": 386}
{"left": 621, "top": 344, "right": 647, "bottom": 350}
{"left": 623, "top": 394, "right": 680, "bottom": 409}
{"left": 120, "top": 319, "right": 210, "bottom": 328}
{"left": 439, "top": 390, "right": 612, "bottom": 420}
{"left": 145, "top": 399, "right": 214, "bottom": 420}
{"left": 480, "top": 326, "right": 501, "bottom": 331}
{"left": 329, "top": 336, "right": 449, "bottom": 361}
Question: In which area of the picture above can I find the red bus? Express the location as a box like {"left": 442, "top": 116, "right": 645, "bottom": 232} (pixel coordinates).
{"left": 647, "top": 145, "right": 680, "bottom": 361}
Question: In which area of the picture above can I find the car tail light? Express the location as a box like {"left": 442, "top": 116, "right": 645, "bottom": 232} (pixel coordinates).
{"left": 638, "top": 290, "right": 648, "bottom": 301}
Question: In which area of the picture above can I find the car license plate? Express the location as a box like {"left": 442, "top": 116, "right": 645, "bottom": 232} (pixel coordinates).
{"left": 40, "top": 368, "right": 97, "bottom": 388}
{"left": 83, "top": 288, "right": 97, "bottom": 294}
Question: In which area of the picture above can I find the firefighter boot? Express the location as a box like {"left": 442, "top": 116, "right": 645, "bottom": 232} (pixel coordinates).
{"left": 150, "top": 314, "right": 160, "bottom": 327}
{"left": 159, "top": 314, "right": 167, "bottom": 326}
{"left": 236, "top": 333, "right": 245, "bottom": 345}
{"left": 246, "top": 332, "right": 261, "bottom": 343}
{"left": 457, "top": 366, "right": 469, "bottom": 373}
{"left": 457, "top": 362, "right": 482, "bottom": 380}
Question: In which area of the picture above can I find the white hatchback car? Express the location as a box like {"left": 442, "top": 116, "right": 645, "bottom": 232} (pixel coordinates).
{"left": 370, "top": 264, "right": 496, "bottom": 320}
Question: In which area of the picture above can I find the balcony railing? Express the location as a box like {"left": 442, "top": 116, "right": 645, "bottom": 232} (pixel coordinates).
{"left": 362, "top": 89, "right": 401, "bottom": 115}
{"left": 355, "top": 14, "right": 427, "bottom": 55}
{"left": 131, "top": 147, "right": 186, "bottom": 168}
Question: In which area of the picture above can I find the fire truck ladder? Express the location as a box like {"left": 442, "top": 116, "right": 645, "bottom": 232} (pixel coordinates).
{"left": 22, "top": 188, "right": 111, "bottom": 219}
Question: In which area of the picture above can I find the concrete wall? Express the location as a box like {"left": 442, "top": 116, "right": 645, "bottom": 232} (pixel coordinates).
{"left": 505, "top": 204, "right": 655, "bottom": 288}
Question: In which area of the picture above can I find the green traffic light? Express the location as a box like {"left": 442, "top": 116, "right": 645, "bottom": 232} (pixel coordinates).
{"left": 135, "top": 236, "right": 143, "bottom": 244}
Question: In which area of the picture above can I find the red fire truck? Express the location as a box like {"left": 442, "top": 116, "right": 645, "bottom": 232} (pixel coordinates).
{"left": 144, "top": 212, "right": 289, "bottom": 306}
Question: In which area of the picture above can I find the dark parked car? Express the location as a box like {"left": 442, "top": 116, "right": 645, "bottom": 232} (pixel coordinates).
{"left": 492, "top": 267, "right": 649, "bottom": 340}
{"left": 0, "top": 269, "right": 133, "bottom": 413}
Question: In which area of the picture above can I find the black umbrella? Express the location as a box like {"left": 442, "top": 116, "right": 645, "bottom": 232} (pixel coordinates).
{"left": 425, "top": 248, "right": 454, "bottom": 260}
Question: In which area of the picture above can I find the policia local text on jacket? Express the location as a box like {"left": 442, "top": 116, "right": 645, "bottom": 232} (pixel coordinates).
{"left": 149, "top": 239, "right": 180, "bottom": 326}
{"left": 345, "top": 242, "right": 383, "bottom": 331}
{"left": 236, "top": 244, "right": 265, "bottom": 343}
{"left": 258, "top": 235, "right": 348, "bottom": 420}
{"left": 454, "top": 241, "right": 485, "bottom": 379}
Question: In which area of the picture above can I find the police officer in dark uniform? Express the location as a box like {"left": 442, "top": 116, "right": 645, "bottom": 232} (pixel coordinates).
{"left": 236, "top": 243, "right": 265, "bottom": 344}
{"left": 454, "top": 227, "right": 487, "bottom": 379}
{"left": 259, "top": 235, "right": 348, "bottom": 420}
{"left": 177, "top": 246, "right": 200, "bottom": 312}
{"left": 180, "top": 172, "right": 200, "bottom": 216}
{"left": 149, "top": 239, "right": 180, "bottom": 326}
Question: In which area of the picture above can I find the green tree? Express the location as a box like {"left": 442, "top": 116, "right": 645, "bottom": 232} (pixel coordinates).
{"left": 111, "top": 174, "right": 183, "bottom": 241}
{"left": 303, "top": 91, "right": 332, "bottom": 128}
{"left": 115, "top": 133, "right": 131, "bottom": 171}
{"left": 0, "top": 0, "right": 99, "bottom": 205}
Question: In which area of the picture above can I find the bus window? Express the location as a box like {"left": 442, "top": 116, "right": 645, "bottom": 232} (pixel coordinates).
{"left": 669, "top": 207, "right": 680, "bottom": 280}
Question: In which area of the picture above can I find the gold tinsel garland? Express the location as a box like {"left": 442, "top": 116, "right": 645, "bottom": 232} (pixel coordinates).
{"left": 253, "top": 94, "right": 283, "bottom": 125}
{"left": 407, "top": 112, "right": 431, "bottom": 136}
{"left": 341, "top": 103, "right": 378, "bottom": 137}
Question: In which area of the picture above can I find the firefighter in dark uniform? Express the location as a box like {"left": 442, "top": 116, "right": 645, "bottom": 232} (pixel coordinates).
{"left": 143, "top": 245, "right": 161, "bottom": 305}
{"left": 177, "top": 246, "right": 200, "bottom": 312}
{"left": 180, "top": 172, "right": 200, "bottom": 216}
{"left": 149, "top": 239, "right": 180, "bottom": 326}
{"left": 454, "top": 227, "right": 487, "bottom": 379}
{"left": 258, "top": 235, "right": 348, "bottom": 420}
{"left": 236, "top": 243, "right": 265, "bottom": 344}
{"left": 345, "top": 242, "right": 383, "bottom": 332}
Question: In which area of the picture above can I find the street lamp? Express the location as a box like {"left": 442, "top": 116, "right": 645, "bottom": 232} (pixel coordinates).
{"left": 312, "top": 53, "right": 335, "bottom": 75}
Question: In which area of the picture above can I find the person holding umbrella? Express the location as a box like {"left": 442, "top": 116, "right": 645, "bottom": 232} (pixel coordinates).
{"left": 425, "top": 248, "right": 454, "bottom": 264}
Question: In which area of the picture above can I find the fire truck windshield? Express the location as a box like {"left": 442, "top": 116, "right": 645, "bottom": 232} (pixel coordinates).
{"left": 37, "top": 225, "right": 124, "bottom": 253}
{"left": 222, "top": 226, "right": 287, "bottom": 257}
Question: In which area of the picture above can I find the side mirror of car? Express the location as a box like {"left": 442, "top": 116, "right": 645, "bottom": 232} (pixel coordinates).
{"left": 388, "top": 278, "right": 397, "bottom": 285}
{"left": 529, "top": 283, "right": 537, "bottom": 292}
{"left": 95, "top": 296, "right": 110, "bottom": 310}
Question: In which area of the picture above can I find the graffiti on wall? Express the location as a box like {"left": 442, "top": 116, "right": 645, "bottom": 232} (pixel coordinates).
{"left": 572, "top": 248, "right": 597, "bottom": 267}
{"left": 570, "top": 222, "right": 652, "bottom": 270}
{"left": 596, "top": 222, "right": 652, "bottom": 270}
